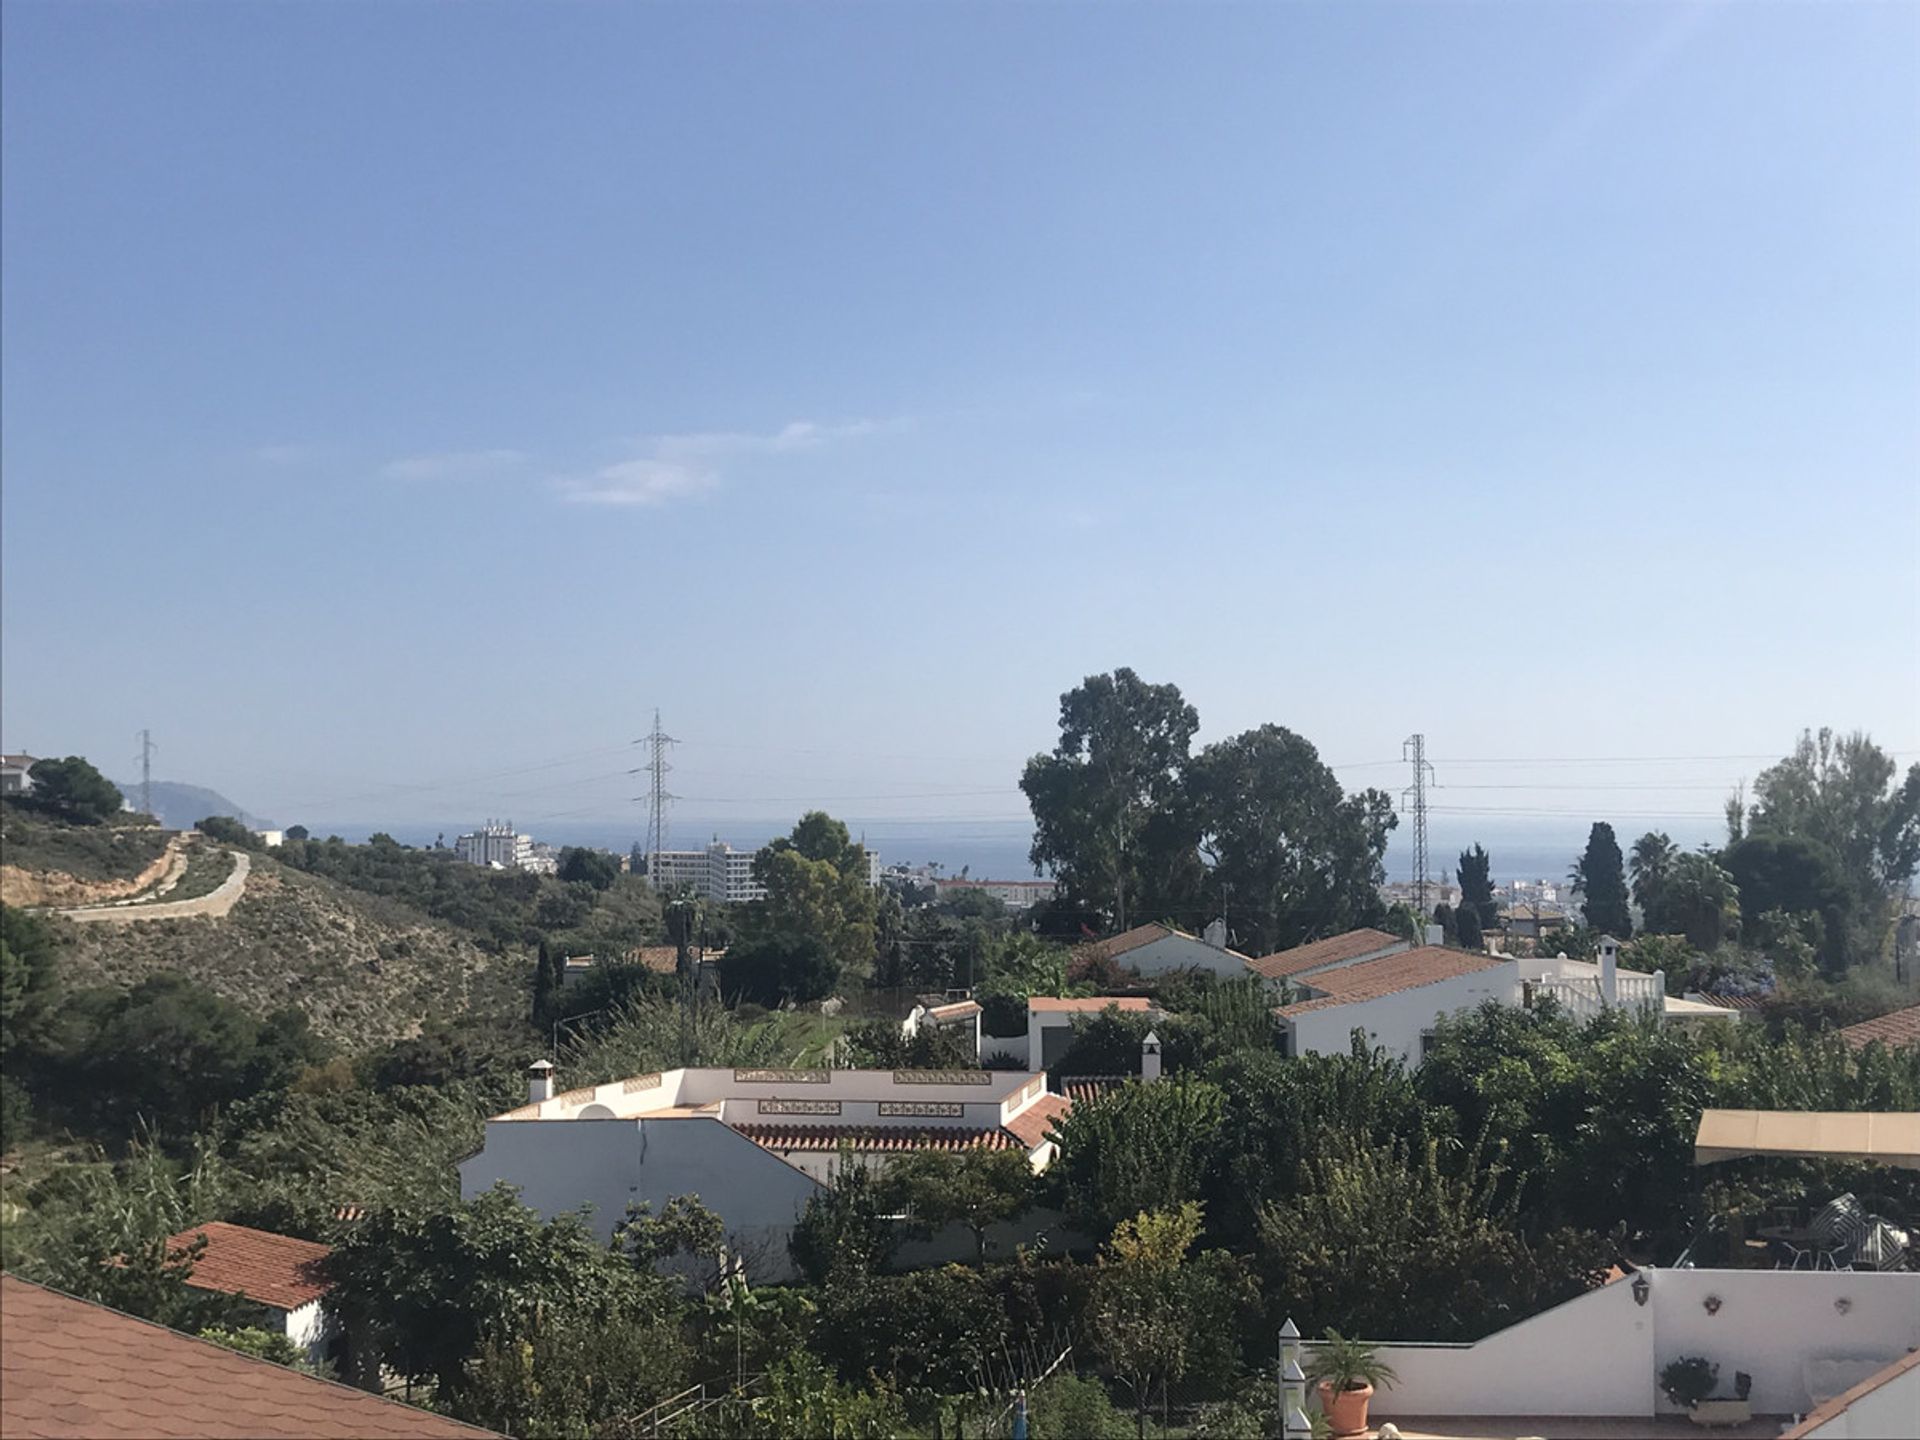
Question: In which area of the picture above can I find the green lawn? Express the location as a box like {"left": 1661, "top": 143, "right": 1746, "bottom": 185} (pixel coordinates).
{"left": 751, "top": 1011, "right": 849, "bottom": 1066}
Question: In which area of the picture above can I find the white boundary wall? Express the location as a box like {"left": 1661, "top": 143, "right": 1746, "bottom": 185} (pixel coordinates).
{"left": 1366, "top": 1269, "right": 1920, "bottom": 1421}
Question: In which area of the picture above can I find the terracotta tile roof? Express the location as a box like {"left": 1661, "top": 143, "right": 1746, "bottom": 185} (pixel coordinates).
{"left": 732, "top": 1123, "right": 1019, "bottom": 1153}
{"left": 628, "top": 946, "right": 680, "bottom": 974}
{"left": 1027, "top": 996, "right": 1152, "bottom": 1014}
{"left": 1075, "top": 923, "right": 1174, "bottom": 962}
{"left": 1056, "top": 1075, "right": 1128, "bottom": 1105}
{"left": 1689, "top": 992, "right": 1767, "bottom": 1012}
{"left": 1837, "top": 1003, "right": 1920, "bottom": 1052}
{"left": 1274, "top": 946, "right": 1507, "bottom": 1018}
{"left": 0, "top": 1274, "right": 498, "bottom": 1439}
{"left": 1245, "top": 928, "right": 1407, "bottom": 980}
{"left": 162, "top": 1222, "right": 332, "bottom": 1311}
{"left": 1001, "top": 1093, "right": 1072, "bottom": 1148}
{"left": 925, "top": 1000, "right": 982, "bottom": 1021}
{"left": 1780, "top": 1347, "right": 1920, "bottom": 1439}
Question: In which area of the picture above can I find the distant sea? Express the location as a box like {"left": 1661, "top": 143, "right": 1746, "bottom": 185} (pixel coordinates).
{"left": 321, "top": 815, "right": 1719, "bottom": 887}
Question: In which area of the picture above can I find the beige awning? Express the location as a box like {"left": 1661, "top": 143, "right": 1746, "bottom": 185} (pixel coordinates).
{"left": 1694, "top": 1109, "right": 1920, "bottom": 1169}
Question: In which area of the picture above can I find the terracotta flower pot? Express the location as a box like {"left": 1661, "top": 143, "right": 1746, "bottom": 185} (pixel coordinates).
{"left": 1318, "top": 1379, "right": 1375, "bottom": 1438}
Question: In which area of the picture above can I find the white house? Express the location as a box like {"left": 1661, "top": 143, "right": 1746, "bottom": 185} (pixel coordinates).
{"left": 1, "top": 754, "right": 38, "bottom": 796}
{"left": 459, "top": 1063, "right": 1072, "bottom": 1281}
{"left": 977, "top": 996, "right": 1159, "bottom": 1070}
{"left": 1077, "top": 921, "right": 1253, "bottom": 980}
{"left": 162, "top": 1221, "right": 339, "bottom": 1370}
{"left": 1244, "top": 926, "right": 1410, "bottom": 986}
{"left": 1275, "top": 946, "right": 1519, "bottom": 1062}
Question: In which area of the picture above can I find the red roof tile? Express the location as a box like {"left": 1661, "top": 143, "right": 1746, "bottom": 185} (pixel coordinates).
{"left": 1002, "top": 1093, "right": 1072, "bottom": 1148}
{"left": 1275, "top": 946, "right": 1507, "bottom": 1018}
{"left": 732, "top": 1124, "right": 1019, "bottom": 1153}
{"left": 1246, "top": 928, "right": 1407, "bottom": 981}
{"left": 1056, "top": 1075, "right": 1128, "bottom": 1105}
{"left": 0, "top": 1274, "right": 498, "bottom": 1439}
{"left": 162, "top": 1222, "right": 332, "bottom": 1312}
{"left": 1837, "top": 1003, "right": 1920, "bottom": 1052}
{"left": 1027, "top": 995, "right": 1152, "bottom": 1014}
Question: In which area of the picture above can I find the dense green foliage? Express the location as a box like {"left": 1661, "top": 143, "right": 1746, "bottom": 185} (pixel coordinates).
{"left": 1573, "top": 821, "right": 1632, "bottom": 937}
{"left": 25, "top": 756, "right": 125, "bottom": 824}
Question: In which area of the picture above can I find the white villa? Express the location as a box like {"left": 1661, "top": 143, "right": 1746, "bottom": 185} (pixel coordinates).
{"left": 1077, "top": 920, "right": 1254, "bottom": 979}
{"left": 1264, "top": 932, "right": 1727, "bottom": 1063}
{"left": 459, "top": 1063, "right": 1072, "bottom": 1281}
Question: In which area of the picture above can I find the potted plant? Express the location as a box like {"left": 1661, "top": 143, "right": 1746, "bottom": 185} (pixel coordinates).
{"left": 1661, "top": 1357, "right": 1752, "bottom": 1427}
{"left": 1305, "top": 1330, "right": 1398, "bottom": 1439}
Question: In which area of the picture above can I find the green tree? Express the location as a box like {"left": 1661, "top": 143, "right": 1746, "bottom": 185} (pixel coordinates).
{"left": 1747, "top": 728, "right": 1920, "bottom": 906}
{"left": 27, "top": 756, "right": 124, "bottom": 824}
{"left": 1186, "top": 725, "right": 1397, "bottom": 955}
{"left": 1573, "top": 823, "right": 1632, "bottom": 937}
{"left": 748, "top": 812, "right": 878, "bottom": 984}
{"left": 1456, "top": 844, "right": 1498, "bottom": 930}
{"left": 1456, "top": 902, "right": 1485, "bottom": 951}
{"left": 284, "top": 824, "right": 310, "bottom": 841}
{"left": 885, "top": 1147, "right": 1037, "bottom": 1264}
{"left": 1, "top": 904, "right": 60, "bottom": 1059}
{"left": 1258, "top": 1130, "right": 1608, "bottom": 1343}
{"left": 1662, "top": 851, "right": 1740, "bottom": 951}
{"left": 1721, "top": 834, "right": 1852, "bottom": 974}
{"left": 323, "top": 1184, "right": 683, "bottom": 1408}
{"left": 1050, "top": 1077, "right": 1224, "bottom": 1237}
{"left": 557, "top": 845, "right": 619, "bottom": 890}
{"left": 1629, "top": 832, "right": 1678, "bottom": 931}
{"left": 789, "top": 1154, "right": 901, "bottom": 1283}
{"left": 199, "top": 1325, "right": 319, "bottom": 1373}
{"left": 1090, "top": 1203, "right": 1250, "bottom": 1439}
{"left": 719, "top": 931, "right": 840, "bottom": 1006}
{"left": 195, "top": 815, "right": 256, "bottom": 847}
{"left": 1021, "top": 669, "right": 1202, "bottom": 933}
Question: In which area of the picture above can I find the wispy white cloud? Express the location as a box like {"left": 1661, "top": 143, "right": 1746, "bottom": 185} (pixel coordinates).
{"left": 559, "top": 418, "right": 892, "bottom": 507}
{"left": 381, "top": 449, "right": 527, "bottom": 482}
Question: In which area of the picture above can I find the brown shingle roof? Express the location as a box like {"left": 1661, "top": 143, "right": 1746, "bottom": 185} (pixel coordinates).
{"left": 1027, "top": 996, "right": 1152, "bottom": 1014}
{"left": 0, "top": 1274, "right": 498, "bottom": 1439}
{"left": 1837, "top": 1003, "right": 1920, "bottom": 1052}
{"left": 925, "top": 1000, "right": 982, "bottom": 1021}
{"left": 1002, "top": 1093, "right": 1072, "bottom": 1149}
{"left": 1245, "top": 928, "right": 1407, "bottom": 981}
{"left": 1274, "top": 946, "right": 1507, "bottom": 1018}
{"left": 732, "top": 1124, "right": 1019, "bottom": 1153}
{"left": 162, "top": 1222, "right": 331, "bottom": 1312}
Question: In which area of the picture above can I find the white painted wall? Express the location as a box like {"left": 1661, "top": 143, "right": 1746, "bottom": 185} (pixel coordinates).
{"left": 281, "top": 1298, "right": 333, "bottom": 1366}
{"left": 1366, "top": 1272, "right": 1649, "bottom": 1419}
{"left": 1364, "top": 1269, "right": 1920, "bottom": 1421}
{"left": 459, "top": 1115, "right": 823, "bottom": 1281}
{"left": 1650, "top": 1269, "right": 1920, "bottom": 1417}
{"left": 1287, "top": 963, "right": 1520, "bottom": 1063}
{"left": 1117, "top": 933, "right": 1244, "bottom": 979}
{"left": 1801, "top": 1360, "right": 1920, "bottom": 1438}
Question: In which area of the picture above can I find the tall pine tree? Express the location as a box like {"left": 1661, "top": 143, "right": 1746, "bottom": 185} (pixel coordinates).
{"left": 1574, "top": 823, "right": 1632, "bottom": 937}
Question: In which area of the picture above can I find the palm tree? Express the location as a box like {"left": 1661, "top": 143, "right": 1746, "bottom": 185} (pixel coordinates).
{"left": 1629, "top": 832, "right": 1677, "bottom": 929}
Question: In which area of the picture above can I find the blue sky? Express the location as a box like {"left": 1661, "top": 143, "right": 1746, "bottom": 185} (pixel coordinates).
{"left": 3, "top": 1, "right": 1916, "bottom": 845}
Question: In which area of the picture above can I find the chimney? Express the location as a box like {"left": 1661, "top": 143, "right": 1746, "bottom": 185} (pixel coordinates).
{"left": 1598, "top": 935, "right": 1620, "bottom": 1005}
{"left": 1141, "top": 1030, "right": 1163, "bottom": 1084}
{"left": 527, "top": 1059, "right": 555, "bottom": 1104}
{"left": 1202, "top": 918, "right": 1228, "bottom": 950}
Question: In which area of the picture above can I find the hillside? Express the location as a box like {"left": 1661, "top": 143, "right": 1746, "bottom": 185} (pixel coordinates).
{"left": 48, "top": 856, "right": 527, "bottom": 1050}
{"left": 111, "top": 779, "right": 266, "bottom": 831}
{"left": 0, "top": 806, "right": 176, "bottom": 905}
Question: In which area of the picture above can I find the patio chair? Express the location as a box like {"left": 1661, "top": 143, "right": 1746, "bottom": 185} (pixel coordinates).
{"left": 1854, "top": 1218, "right": 1912, "bottom": 1272}
{"left": 1774, "top": 1239, "right": 1814, "bottom": 1271}
{"left": 1809, "top": 1193, "right": 1868, "bottom": 1255}
{"left": 1816, "top": 1246, "right": 1854, "bottom": 1272}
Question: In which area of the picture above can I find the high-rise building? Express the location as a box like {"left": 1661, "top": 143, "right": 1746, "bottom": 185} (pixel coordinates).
{"left": 455, "top": 821, "right": 533, "bottom": 869}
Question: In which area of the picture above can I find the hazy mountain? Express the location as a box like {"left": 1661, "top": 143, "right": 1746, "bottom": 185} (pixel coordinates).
{"left": 114, "top": 780, "right": 267, "bottom": 831}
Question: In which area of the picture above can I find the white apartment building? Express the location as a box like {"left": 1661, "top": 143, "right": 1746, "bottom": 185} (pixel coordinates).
{"left": 645, "top": 841, "right": 767, "bottom": 904}
{"left": 647, "top": 838, "right": 881, "bottom": 905}
{"left": 454, "top": 820, "right": 533, "bottom": 869}
{"left": 933, "top": 876, "right": 1058, "bottom": 910}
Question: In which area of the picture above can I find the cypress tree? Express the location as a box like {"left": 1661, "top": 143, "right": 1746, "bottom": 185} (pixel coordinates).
{"left": 1575, "top": 822, "right": 1632, "bottom": 937}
